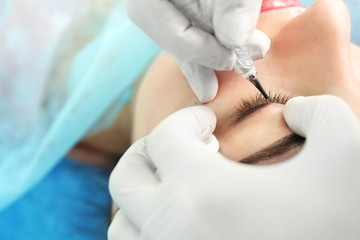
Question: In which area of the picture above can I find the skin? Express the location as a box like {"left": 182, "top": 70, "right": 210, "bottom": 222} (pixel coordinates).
{"left": 85, "top": 0, "right": 360, "bottom": 216}
{"left": 132, "top": 0, "right": 360, "bottom": 162}
{"left": 70, "top": 0, "right": 360, "bottom": 166}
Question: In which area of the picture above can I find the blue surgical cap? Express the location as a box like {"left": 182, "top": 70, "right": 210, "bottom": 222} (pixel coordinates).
{"left": 0, "top": 0, "right": 160, "bottom": 210}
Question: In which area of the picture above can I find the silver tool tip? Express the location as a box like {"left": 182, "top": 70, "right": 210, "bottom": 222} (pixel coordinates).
{"left": 248, "top": 75, "right": 269, "bottom": 99}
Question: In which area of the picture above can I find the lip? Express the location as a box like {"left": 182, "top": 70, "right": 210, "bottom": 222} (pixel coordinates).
{"left": 261, "top": 0, "right": 305, "bottom": 13}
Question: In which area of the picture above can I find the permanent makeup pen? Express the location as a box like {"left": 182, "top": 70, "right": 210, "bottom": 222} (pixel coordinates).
{"left": 233, "top": 47, "right": 269, "bottom": 99}
{"left": 170, "top": 0, "right": 269, "bottom": 99}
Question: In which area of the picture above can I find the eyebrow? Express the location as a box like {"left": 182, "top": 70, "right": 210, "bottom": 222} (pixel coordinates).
{"left": 239, "top": 133, "right": 305, "bottom": 164}
{"left": 232, "top": 92, "right": 304, "bottom": 164}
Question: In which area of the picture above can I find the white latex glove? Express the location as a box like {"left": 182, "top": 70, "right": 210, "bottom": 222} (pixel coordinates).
{"left": 108, "top": 95, "right": 360, "bottom": 240}
{"left": 126, "top": 0, "right": 270, "bottom": 102}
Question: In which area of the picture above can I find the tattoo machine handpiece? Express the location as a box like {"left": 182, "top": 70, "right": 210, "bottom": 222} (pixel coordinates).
{"left": 234, "top": 48, "right": 269, "bottom": 99}
{"left": 169, "top": 0, "right": 269, "bottom": 99}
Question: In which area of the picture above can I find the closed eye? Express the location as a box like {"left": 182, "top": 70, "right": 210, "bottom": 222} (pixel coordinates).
{"left": 232, "top": 91, "right": 292, "bottom": 125}
{"left": 229, "top": 91, "right": 305, "bottom": 164}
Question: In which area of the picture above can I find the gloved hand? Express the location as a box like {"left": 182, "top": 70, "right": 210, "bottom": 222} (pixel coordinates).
{"left": 108, "top": 95, "right": 360, "bottom": 240}
{"left": 126, "top": 0, "right": 270, "bottom": 102}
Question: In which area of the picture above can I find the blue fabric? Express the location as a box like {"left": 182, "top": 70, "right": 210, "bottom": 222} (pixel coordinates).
{"left": 1, "top": 1, "right": 358, "bottom": 239}
{"left": 0, "top": 0, "right": 160, "bottom": 210}
{"left": 0, "top": 157, "right": 112, "bottom": 240}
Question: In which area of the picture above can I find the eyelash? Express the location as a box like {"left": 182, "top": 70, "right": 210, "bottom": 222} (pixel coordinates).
{"left": 233, "top": 91, "right": 292, "bottom": 123}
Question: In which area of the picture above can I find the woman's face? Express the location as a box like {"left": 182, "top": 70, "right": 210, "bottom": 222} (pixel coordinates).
{"left": 133, "top": 0, "right": 360, "bottom": 163}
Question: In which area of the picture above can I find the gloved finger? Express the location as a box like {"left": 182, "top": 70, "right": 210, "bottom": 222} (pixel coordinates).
{"left": 127, "top": 0, "right": 235, "bottom": 70}
{"left": 284, "top": 95, "right": 360, "bottom": 149}
{"left": 178, "top": 61, "right": 218, "bottom": 103}
{"left": 109, "top": 137, "right": 166, "bottom": 230}
{"left": 147, "top": 106, "right": 218, "bottom": 177}
{"left": 245, "top": 30, "right": 271, "bottom": 60}
{"left": 213, "top": 0, "right": 263, "bottom": 48}
{"left": 109, "top": 137, "right": 159, "bottom": 209}
{"left": 108, "top": 209, "right": 139, "bottom": 240}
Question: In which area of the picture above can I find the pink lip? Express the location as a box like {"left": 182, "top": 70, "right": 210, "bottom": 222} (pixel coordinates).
{"left": 261, "top": 0, "right": 305, "bottom": 13}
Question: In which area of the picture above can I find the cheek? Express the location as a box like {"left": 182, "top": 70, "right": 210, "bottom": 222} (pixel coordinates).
{"left": 259, "top": 0, "right": 352, "bottom": 96}
{"left": 214, "top": 104, "right": 293, "bottom": 161}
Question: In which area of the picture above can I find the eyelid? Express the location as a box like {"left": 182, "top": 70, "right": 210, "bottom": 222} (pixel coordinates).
{"left": 232, "top": 91, "right": 292, "bottom": 125}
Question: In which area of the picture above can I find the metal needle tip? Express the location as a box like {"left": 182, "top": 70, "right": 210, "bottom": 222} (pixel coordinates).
{"left": 248, "top": 75, "right": 269, "bottom": 99}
